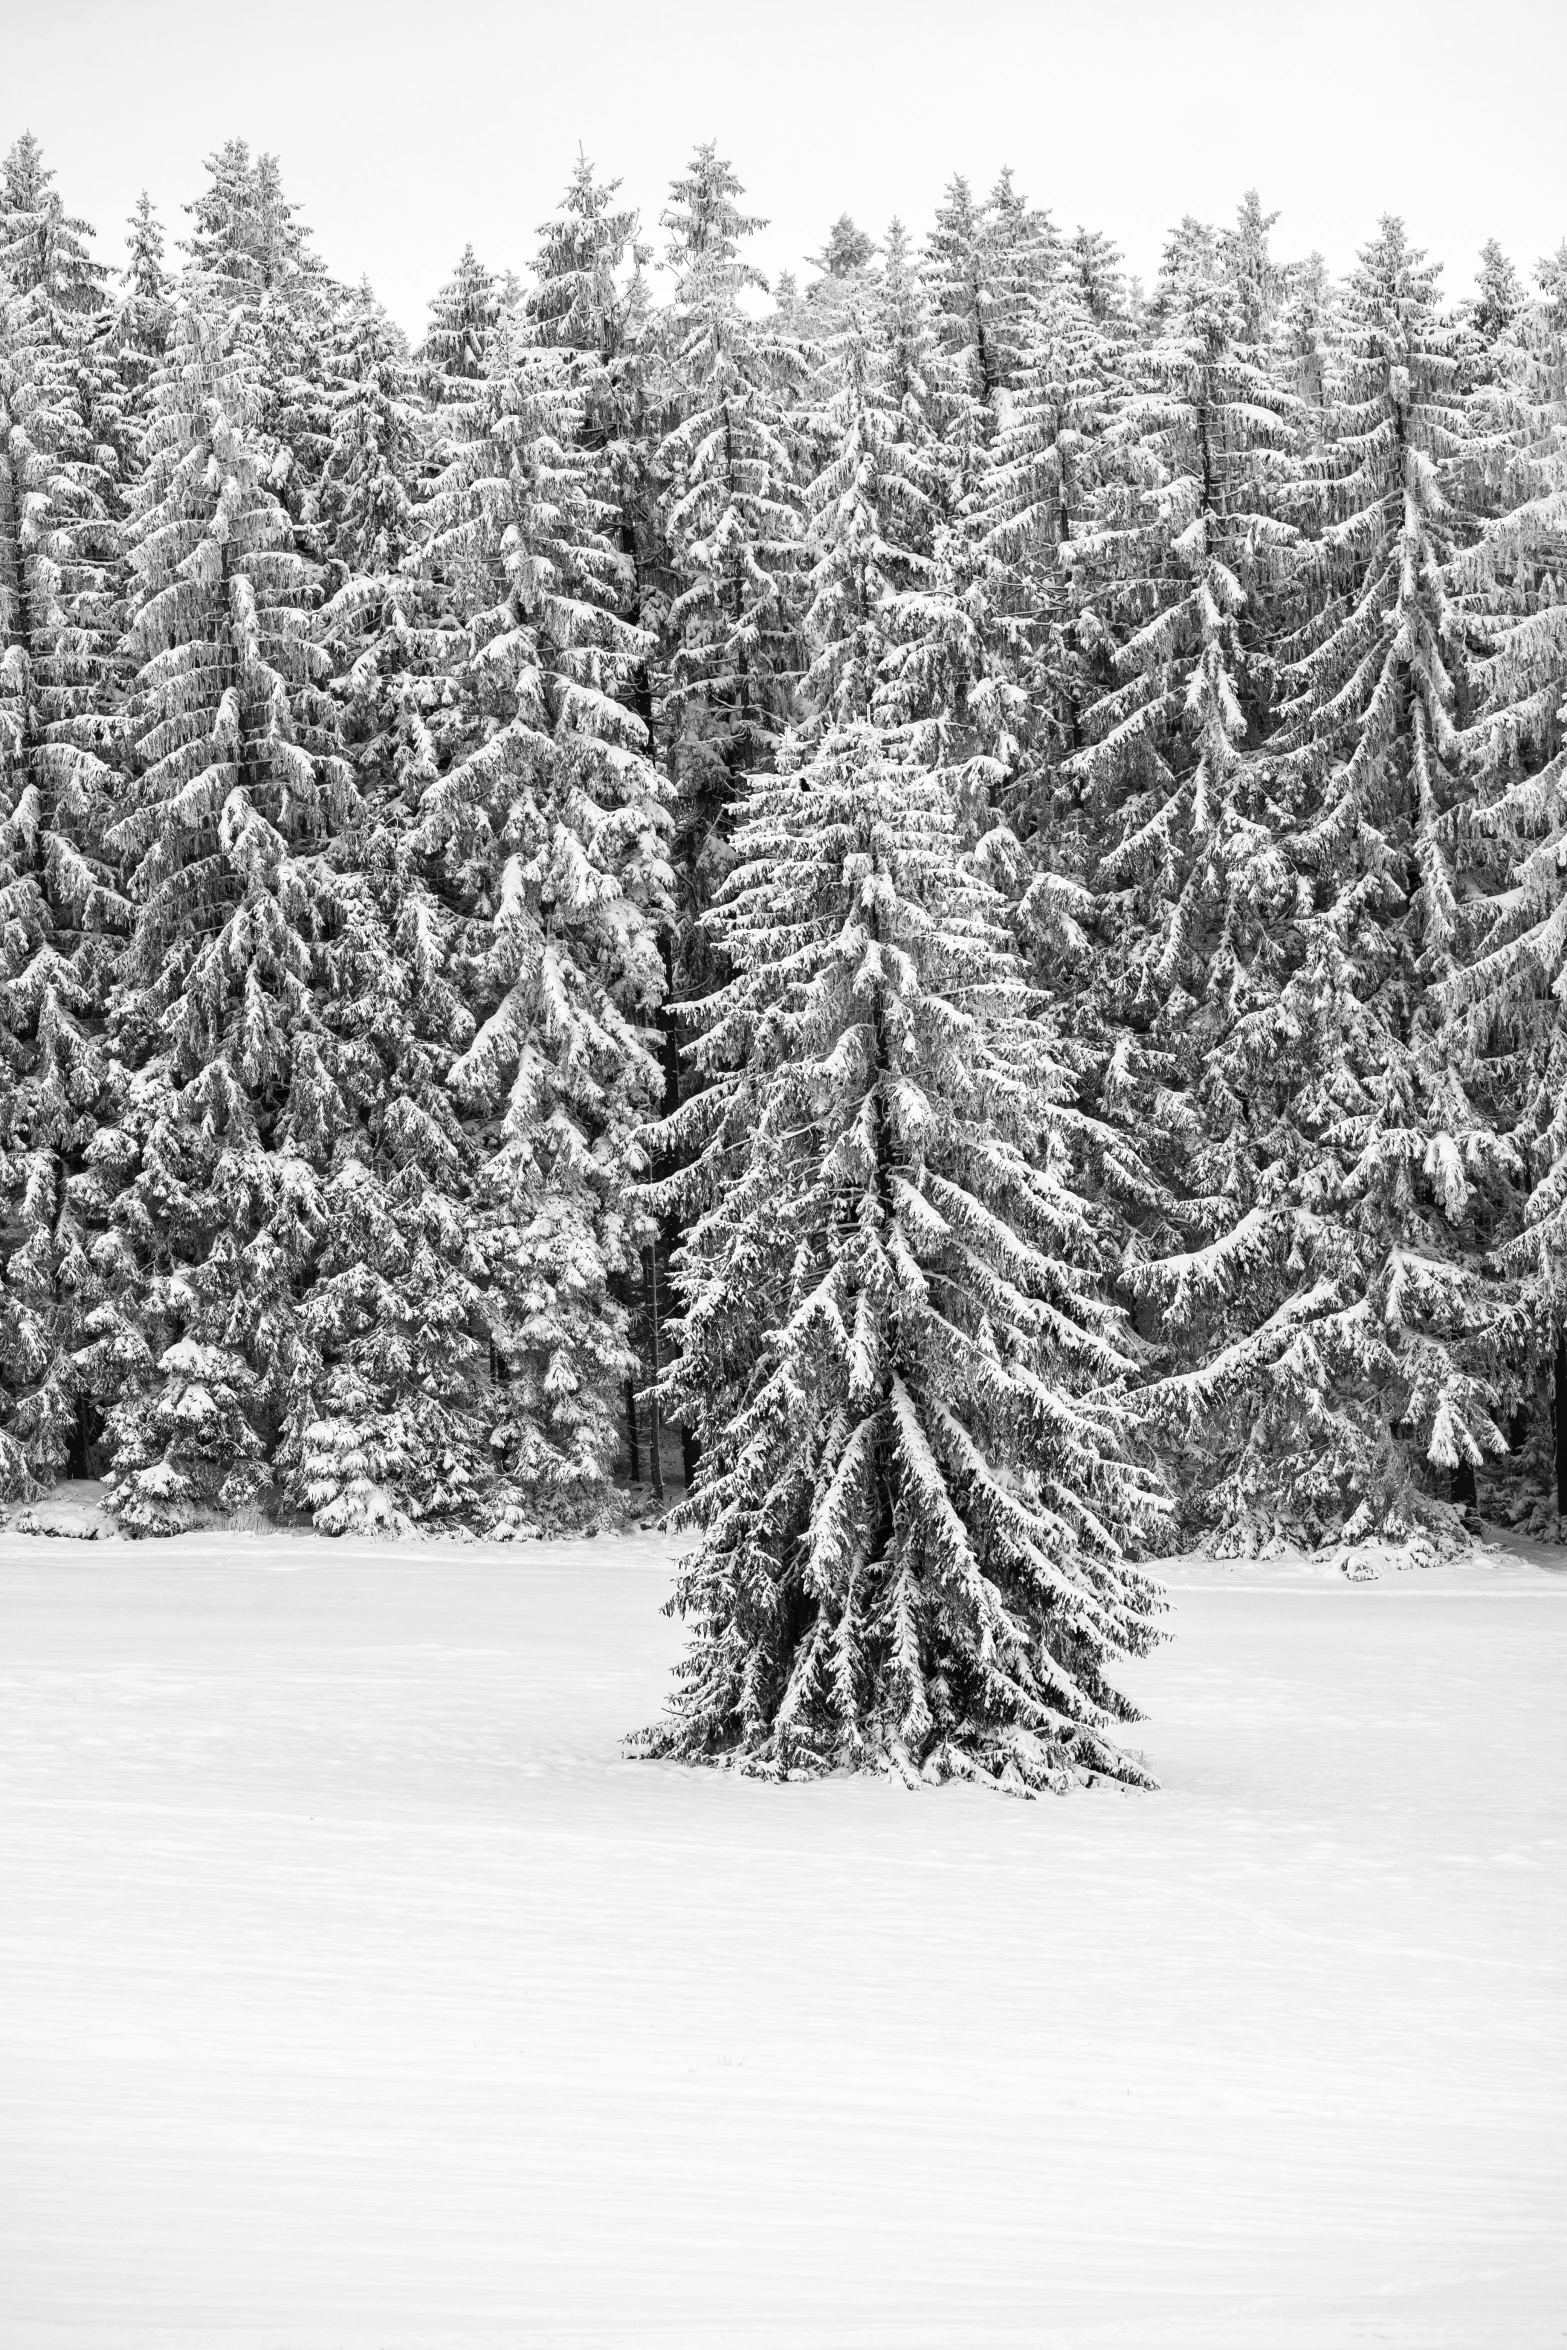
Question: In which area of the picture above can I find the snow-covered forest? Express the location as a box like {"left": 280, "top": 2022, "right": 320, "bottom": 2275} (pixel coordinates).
{"left": 2, "top": 130, "right": 1565, "bottom": 1787}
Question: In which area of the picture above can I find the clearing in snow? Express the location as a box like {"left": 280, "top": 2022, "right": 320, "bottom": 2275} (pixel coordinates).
{"left": 1, "top": 1525, "right": 1562, "bottom": 2348}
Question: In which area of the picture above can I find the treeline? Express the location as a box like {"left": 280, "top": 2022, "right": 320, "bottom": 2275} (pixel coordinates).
{"left": 0, "top": 133, "right": 1562, "bottom": 1618}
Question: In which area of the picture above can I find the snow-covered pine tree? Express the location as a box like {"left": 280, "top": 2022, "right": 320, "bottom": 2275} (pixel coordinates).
{"left": 1273, "top": 251, "right": 1336, "bottom": 416}
{"left": 95, "top": 288, "right": 348, "bottom": 1533}
{"left": 421, "top": 244, "right": 498, "bottom": 405}
{"left": 1066, "top": 226, "right": 1136, "bottom": 339}
{"left": 527, "top": 150, "right": 648, "bottom": 366}
{"left": 110, "top": 192, "right": 174, "bottom": 442}
{"left": 654, "top": 145, "right": 804, "bottom": 1006}
{"left": 1436, "top": 257, "right": 1567, "bottom": 1531}
{"left": 920, "top": 175, "right": 1008, "bottom": 527}
{"left": 922, "top": 175, "right": 1008, "bottom": 416}
{"left": 858, "top": 189, "right": 1031, "bottom": 828}
{"left": 974, "top": 218, "right": 1124, "bottom": 845}
{"left": 525, "top": 152, "right": 656, "bottom": 758}
{"left": 410, "top": 309, "right": 672, "bottom": 1528}
{"left": 1152, "top": 218, "right": 1512, "bottom": 1548}
{"left": 978, "top": 215, "right": 1302, "bottom": 1549}
{"left": 642, "top": 720, "right": 1166, "bottom": 1791}
{"left": 798, "top": 215, "right": 879, "bottom": 324}
{"left": 181, "top": 142, "right": 339, "bottom": 546}
{"left": 1469, "top": 239, "right": 1527, "bottom": 357}
{"left": 274, "top": 281, "right": 493, "bottom": 1536}
{"left": 1068, "top": 216, "right": 1298, "bottom": 1113}
{"left": 1221, "top": 191, "right": 1283, "bottom": 348}
{"left": 796, "top": 296, "right": 937, "bottom": 732}
{"left": 0, "top": 135, "right": 128, "bottom": 1494}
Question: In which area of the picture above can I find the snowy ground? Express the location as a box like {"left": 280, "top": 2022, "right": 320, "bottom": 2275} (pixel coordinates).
{"left": 1, "top": 1521, "right": 1563, "bottom": 2349}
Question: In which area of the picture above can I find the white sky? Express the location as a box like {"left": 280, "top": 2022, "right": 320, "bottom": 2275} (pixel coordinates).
{"left": 16, "top": 0, "right": 1567, "bottom": 335}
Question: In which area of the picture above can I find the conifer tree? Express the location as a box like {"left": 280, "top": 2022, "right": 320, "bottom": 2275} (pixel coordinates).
{"left": 280, "top": 283, "right": 493, "bottom": 1534}
{"left": 111, "top": 192, "right": 174, "bottom": 433}
{"left": 410, "top": 314, "right": 672, "bottom": 1526}
{"left": 1068, "top": 217, "right": 1297, "bottom": 1101}
{"left": 1067, "top": 226, "right": 1136, "bottom": 337}
{"left": 655, "top": 145, "right": 803, "bottom": 1008}
{"left": 421, "top": 245, "right": 498, "bottom": 403}
{"left": 527, "top": 151, "right": 648, "bottom": 365}
{"left": 976, "top": 229, "right": 1122, "bottom": 816}
{"left": 96, "top": 291, "right": 346, "bottom": 1532}
{"left": 643, "top": 722, "right": 1165, "bottom": 1790}
{"left": 526, "top": 155, "right": 656, "bottom": 745}
{"left": 1145, "top": 220, "right": 1511, "bottom": 1545}
{"left": 1437, "top": 262, "right": 1567, "bottom": 1527}
{"left": 0, "top": 135, "right": 126, "bottom": 1493}
{"left": 182, "top": 142, "right": 339, "bottom": 547}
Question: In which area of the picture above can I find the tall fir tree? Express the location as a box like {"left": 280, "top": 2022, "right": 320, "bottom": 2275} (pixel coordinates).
{"left": 0, "top": 134, "right": 127, "bottom": 1493}
{"left": 1437, "top": 260, "right": 1567, "bottom": 1528}
{"left": 644, "top": 722, "right": 1166, "bottom": 1791}
{"left": 1144, "top": 219, "right": 1511, "bottom": 1547}
{"left": 283, "top": 282, "right": 494, "bottom": 1533}
{"left": 654, "top": 145, "right": 804, "bottom": 1009}
{"left": 410, "top": 312, "right": 673, "bottom": 1526}
{"left": 95, "top": 291, "right": 347, "bottom": 1532}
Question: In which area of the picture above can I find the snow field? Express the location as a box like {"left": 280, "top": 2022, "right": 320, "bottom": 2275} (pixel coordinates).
{"left": 1, "top": 1530, "right": 1563, "bottom": 2348}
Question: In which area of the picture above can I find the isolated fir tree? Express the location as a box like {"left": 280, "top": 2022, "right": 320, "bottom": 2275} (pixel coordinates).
{"left": 644, "top": 724, "right": 1166, "bottom": 1790}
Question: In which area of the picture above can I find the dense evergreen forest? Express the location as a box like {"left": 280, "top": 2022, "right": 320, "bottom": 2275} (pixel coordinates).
{"left": 2, "top": 130, "right": 1564, "bottom": 1779}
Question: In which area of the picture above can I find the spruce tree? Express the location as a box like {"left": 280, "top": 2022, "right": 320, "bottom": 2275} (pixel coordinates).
{"left": 655, "top": 145, "right": 803, "bottom": 1005}
{"left": 410, "top": 312, "right": 672, "bottom": 1527}
{"left": 420, "top": 245, "right": 498, "bottom": 405}
{"left": 643, "top": 723, "right": 1165, "bottom": 1791}
{"left": 1437, "top": 259, "right": 1567, "bottom": 1529}
{"left": 526, "top": 152, "right": 648, "bottom": 365}
{"left": 280, "top": 283, "right": 494, "bottom": 1534}
{"left": 0, "top": 135, "right": 126, "bottom": 1494}
{"left": 111, "top": 192, "right": 174, "bottom": 438}
{"left": 1149, "top": 220, "right": 1510, "bottom": 1547}
{"left": 181, "top": 142, "right": 338, "bottom": 542}
{"left": 97, "top": 290, "right": 345, "bottom": 1532}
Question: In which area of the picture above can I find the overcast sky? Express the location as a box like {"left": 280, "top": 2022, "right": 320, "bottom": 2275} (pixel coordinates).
{"left": 15, "top": 0, "right": 1567, "bottom": 333}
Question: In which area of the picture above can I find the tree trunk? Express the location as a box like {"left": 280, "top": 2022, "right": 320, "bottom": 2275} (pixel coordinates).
{"left": 624, "top": 1375, "right": 641, "bottom": 1485}
{"left": 644, "top": 1245, "right": 664, "bottom": 1503}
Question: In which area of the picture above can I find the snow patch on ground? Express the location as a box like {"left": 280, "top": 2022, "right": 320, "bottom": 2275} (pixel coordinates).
{"left": 1, "top": 1524, "right": 1562, "bottom": 2346}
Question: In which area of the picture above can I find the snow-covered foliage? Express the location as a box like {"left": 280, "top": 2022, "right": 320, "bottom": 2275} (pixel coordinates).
{"left": 0, "top": 127, "right": 1560, "bottom": 1703}
{"left": 644, "top": 725, "right": 1165, "bottom": 1791}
